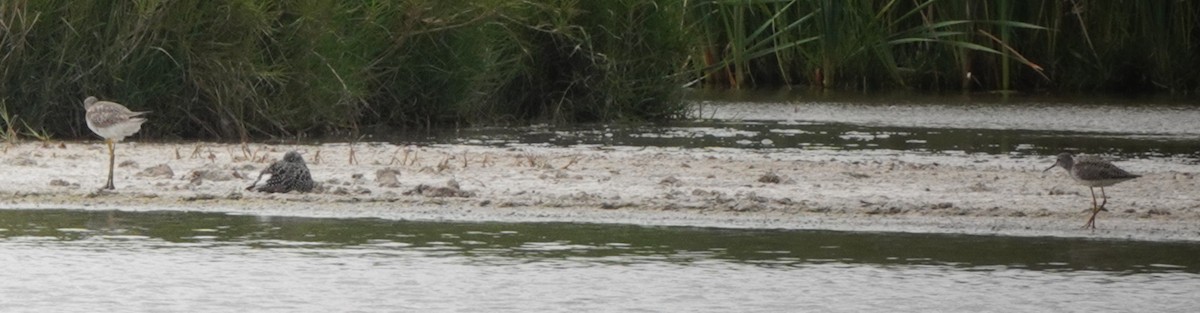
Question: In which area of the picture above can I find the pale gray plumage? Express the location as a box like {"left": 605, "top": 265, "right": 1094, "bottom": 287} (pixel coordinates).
{"left": 249, "top": 151, "right": 315, "bottom": 193}
{"left": 84, "top": 96, "right": 148, "bottom": 142}
{"left": 83, "top": 96, "right": 148, "bottom": 190}
{"left": 1044, "top": 152, "right": 1140, "bottom": 229}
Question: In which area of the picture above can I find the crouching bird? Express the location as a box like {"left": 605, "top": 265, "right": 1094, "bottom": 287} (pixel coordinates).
{"left": 247, "top": 151, "right": 315, "bottom": 193}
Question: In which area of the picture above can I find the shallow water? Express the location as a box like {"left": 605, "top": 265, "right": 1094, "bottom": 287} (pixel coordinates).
{"left": 375, "top": 92, "right": 1200, "bottom": 160}
{"left": 2, "top": 209, "right": 1198, "bottom": 312}
{"left": 431, "top": 120, "right": 1200, "bottom": 159}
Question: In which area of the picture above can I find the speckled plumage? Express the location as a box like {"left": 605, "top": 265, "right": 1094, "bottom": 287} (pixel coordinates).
{"left": 1044, "top": 152, "right": 1140, "bottom": 229}
{"left": 251, "top": 151, "right": 315, "bottom": 193}
{"left": 1051, "top": 153, "right": 1141, "bottom": 186}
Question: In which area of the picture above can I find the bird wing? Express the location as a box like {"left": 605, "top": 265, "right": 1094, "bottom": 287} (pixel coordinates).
{"left": 86, "top": 104, "right": 141, "bottom": 129}
{"left": 1073, "top": 159, "right": 1139, "bottom": 180}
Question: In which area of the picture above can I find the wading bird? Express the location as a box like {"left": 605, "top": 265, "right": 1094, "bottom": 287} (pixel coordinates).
{"left": 1044, "top": 152, "right": 1141, "bottom": 229}
{"left": 83, "top": 96, "right": 148, "bottom": 190}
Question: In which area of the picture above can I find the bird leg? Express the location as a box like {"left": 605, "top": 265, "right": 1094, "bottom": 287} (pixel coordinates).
{"left": 1083, "top": 187, "right": 1112, "bottom": 231}
{"left": 105, "top": 139, "right": 116, "bottom": 190}
{"left": 1099, "top": 187, "right": 1108, "bottom": 210}
{"left": 1083, "top": 187, "right": 1100, "bottom": 229}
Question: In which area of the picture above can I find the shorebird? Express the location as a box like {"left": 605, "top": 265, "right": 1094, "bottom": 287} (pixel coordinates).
{"left": 83, "top": 96, "right": 148, "bottom": 190}
{"left": 1043, "top": 152, "right": 1141, "bottom": 229}
{"left": 247, "top": 151, "right": 315, "bottom": 193}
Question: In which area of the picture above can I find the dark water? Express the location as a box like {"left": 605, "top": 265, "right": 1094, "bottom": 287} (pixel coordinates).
{"left": 402, "top": 120, "right": 1200, "bottom": 159}
{"left": 2, "top": 210, "right": 1198, "bottom": 312}
{"left": 366, "top": 92, "right": 1200, "bottom": 160}
{"left": 3, "top": 210, "right": 1199, "bottom": 273}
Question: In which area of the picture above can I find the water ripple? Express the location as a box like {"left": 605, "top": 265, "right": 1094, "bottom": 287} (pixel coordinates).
{"left": 3, "top": 209, "right": 1200, "bottom": 312}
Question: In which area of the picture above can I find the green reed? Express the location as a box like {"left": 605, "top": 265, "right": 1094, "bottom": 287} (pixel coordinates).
{"left": 688, "top": 0, "right": 1053, "bottom": 90}
{"left": 1, "top": 0, "right": 1196, "bottom": 141}
{"left": 0, "top": 0, "right": 689, "bottom": 140}
{"left": 688, "top": 0, "right": 1198, "bottom": 93}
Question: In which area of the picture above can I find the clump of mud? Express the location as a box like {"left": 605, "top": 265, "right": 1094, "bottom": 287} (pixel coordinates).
{"left": 404, "top": 179, "right": 475, "bottom": 197}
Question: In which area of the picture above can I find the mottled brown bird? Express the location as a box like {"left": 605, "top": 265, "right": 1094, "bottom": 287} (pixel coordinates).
{"left": 247, "top": 151, "right": 315, "bottom": 193}
{"left": 1044, "top": 152, "right": 1141, "bottom": 229}
{"left": 84, "top": 96, "right": 148, "bottom": 190}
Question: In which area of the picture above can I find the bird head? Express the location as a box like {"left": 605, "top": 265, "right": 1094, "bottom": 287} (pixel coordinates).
{"left": 283, "top": 151, "right": 305, "bottom": 163}
{"left": 1043, "top": 152, "right": 1074, "bottom": 172}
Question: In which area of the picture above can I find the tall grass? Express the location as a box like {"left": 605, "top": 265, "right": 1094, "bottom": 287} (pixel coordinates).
{"left": 0, "top": 0, "right": 689, "bottom": 140}
{"left": 688, "top": 0, "right": 1198, "bottom": 93}
{"left": 1020, "top": 0, "right": 1199, "bottom": 93}
{"left": 499, "top": 0, "right": 689, "bottom": 123}
{"left": 1, "top": 1, "right": 1198, "bottom": 141}
{"left": 688, "top": 0, "right": 1050, "bottom": 90}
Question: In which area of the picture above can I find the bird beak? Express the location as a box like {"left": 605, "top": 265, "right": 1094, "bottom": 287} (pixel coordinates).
{"left": 1042, "top": 162, "right": 1057, "bottom": 173}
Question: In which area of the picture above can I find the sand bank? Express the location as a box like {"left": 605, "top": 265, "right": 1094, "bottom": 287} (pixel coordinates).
{"left": 2, "top": 141, "right": 1197, "bottom": 241}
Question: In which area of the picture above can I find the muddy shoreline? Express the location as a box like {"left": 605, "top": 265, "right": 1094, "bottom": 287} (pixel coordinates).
{"left": 3, "top": 142, "right": 1197, "bottom": 242}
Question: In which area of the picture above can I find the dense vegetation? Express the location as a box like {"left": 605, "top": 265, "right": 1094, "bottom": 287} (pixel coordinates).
{"left": 690, "top": 0, "right": 1200, "bottom": 92}
{"left": 1, "top": 0, "right": 1196, "bottom": 140}
{"left": 1, "top": 0, "right": 687, "bottom": 140}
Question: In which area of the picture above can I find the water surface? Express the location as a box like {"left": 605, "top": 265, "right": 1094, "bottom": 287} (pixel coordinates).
{"left": 367, "top": 92, "right": 1200, "bottom": 160}
{"left": 2, "top": 209, "right": 1197, "bottom": 312}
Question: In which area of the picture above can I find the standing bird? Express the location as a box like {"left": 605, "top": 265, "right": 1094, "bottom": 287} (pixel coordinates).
{"left": 247, "top": 151, "right": 315, "bottom": 193}
{"left": 1043, "top": 152, "right": 1141, "bottom": 229}
{"left": 83, "top": 96, "right": 148, "bottom": 190}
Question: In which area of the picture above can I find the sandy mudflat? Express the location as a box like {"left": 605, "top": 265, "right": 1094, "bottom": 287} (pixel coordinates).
{"left": 2, "top": 141, "right": 1197, "bottom": 242}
